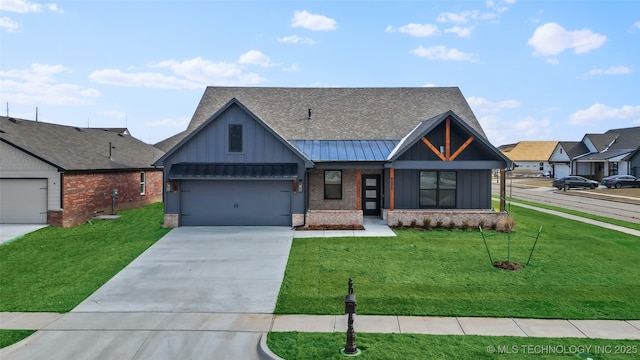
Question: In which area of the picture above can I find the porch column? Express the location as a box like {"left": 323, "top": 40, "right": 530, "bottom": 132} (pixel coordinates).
{"left": 500, "top": 168, "right": 506, "bottom": 212}
{"left": 390, "top": 168, "right": 395, "bottom": 211}
{"left": 356, "top": 169, "right": 361, "bottom": 210}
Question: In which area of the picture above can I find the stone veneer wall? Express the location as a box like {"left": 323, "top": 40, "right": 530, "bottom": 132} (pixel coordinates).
{"left": 164, "top": 213, "right": 179, "bottom": 228}
{"left": 305, "top": 210, "right": 363, "bottom": 227}
{"left": 292, "top": 214, "right": 305, "bottom": 227}
{"left": 384, "top": 209, "right": 509, "bottom": 228}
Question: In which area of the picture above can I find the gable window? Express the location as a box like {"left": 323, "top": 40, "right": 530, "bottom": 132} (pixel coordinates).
{"left": 140, "top": 171, "right": 146, "bottom": 195}
{"left": 419, "top": 171, "right": 456, "bottom": 208}
{"left": 228, "top": 124, "right": 243, "bottom": 152}
{"left": 324, "top": 170, "right": 342, "bottom": 199}
{"left": 539, "top": 162, "right": 544, "bottom": 171}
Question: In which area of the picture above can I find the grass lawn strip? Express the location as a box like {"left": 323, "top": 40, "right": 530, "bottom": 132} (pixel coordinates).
{"left": 0, "top": 202, "right": 170, "bottom": 312}
{"left": 0, "top": 330, "right": 36, "bottom": 349}
{"left": 268, "top": 332, "right": 640, "bottom": 360}
{"left": 275, "top": 205, "right": 640, "bottom": 319}
{"left": 494, "top": 197, "right": 640, "bottom": 231}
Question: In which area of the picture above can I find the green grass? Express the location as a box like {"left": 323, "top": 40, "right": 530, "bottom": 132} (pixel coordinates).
{"left": 268, "top": 332, "right": 640, "bottom": 360}
{"left": 496, "top": 197, "right": 640, "bottom": 231}
{"left": 0, "top": 202, "right": 170, "bottom": 312}
{"left": 0, "top": 330, "right": 35, "bottom": 349}
{"left": 275, "top": 205, "right": 640, "bottom": 319}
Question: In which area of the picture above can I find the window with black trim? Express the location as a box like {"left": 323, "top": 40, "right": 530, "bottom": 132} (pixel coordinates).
{"left": 419, "top": 171, "right": 456, "bottom": 208}
{"left": 610, "top": 162, "right": 618, "bottom": 175}
{"left": 228, "top": 124, "right": 243, "bottom": 152}
{"left": 324, "top": 170, "right": 342, "bottom": 199}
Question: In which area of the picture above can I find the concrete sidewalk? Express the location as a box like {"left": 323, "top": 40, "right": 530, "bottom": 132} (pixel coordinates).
{"left": 293, "top": 216, "right": 396, "bottom": 238}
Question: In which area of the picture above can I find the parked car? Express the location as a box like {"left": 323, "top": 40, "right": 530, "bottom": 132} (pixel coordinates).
{"left": 552, "top": 176, "right": 599, "bottom": 190}
{"left": 601, "top": 175, "right": 640, "bottom": 188}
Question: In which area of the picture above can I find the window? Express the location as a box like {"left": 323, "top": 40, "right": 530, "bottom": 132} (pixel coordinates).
{"left": 139, "top": 171, "right": 146, "bottom": 195}
{"left": 419, "top": 171, "right": 456, "bottom": 208}
{"left": 324, "top": 170, "right": 342, "bottom": 199}
{"left": 610, "top": 162, "right": 618, "bottom": 176}
{"left": 228, "top": 124, "right": 243, "bottom": 152}
{"left": 539, "top": 162, "right": 544, "bottom": 171}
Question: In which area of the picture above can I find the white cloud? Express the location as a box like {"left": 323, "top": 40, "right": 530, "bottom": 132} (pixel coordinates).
{"left": 546, "top": 58, "right": 559, "bottom": 65}
{"left": 386, "top": 23, "right": 440, "bottom": 37}
{"left": 283, "top": 63, "right": 300, "bottom": 72}
{"left": 103, "top": 110, "right": 127, "bottom": 118}
{"left": 422, "top": 83, "right": 437, "bottom": 87}
{"left": 0, "top": 0, "right": 62, "bottom": 13}
{"left": 528, "top": 22, "right": 606, "bottom": 56}
{"left": 568, "top": 103, "right": 640, "bottom": 125}
{"left": 633, "top": 21, "right": 640, "bottom": 30}
{"left": 237, "top": 50, "right": 274, "bottom": 67}
{"left": 291, "top": 10, "right": 337, "bottom": 31}
{"left": 479, "top": 115, "right": 553, "bottom": 146}
{"left": 445, "top": 26, "right": 473, "bottom": 38}
{"left": 467, "top": 96, "right": 521, "bottom": 115}
{"left": 410, "top": 45, "right": 479, "bottom": 62}
{"left": 277, "top": 35, "right": 316, "bottom": 45}
{"left": 89, "top": 69, "right": 203, "bottom": 89}
{"left": 0, "top": 16, "right": 20, "bottom": 32}
{"left": 585, "top": 66, "right": 632, "bottom": 77}
{"left": 155, "top": 56, "right": 266, "bottom": 86}
{"left": 144, "top": 116, "right": 190, "bottom": 128}
{"left": 0, "top": 63, "right": 100, "bottom": 106}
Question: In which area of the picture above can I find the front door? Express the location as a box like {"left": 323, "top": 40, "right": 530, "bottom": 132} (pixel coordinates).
{"left": 362, "top": 175, "right": 381, "bottom": 216}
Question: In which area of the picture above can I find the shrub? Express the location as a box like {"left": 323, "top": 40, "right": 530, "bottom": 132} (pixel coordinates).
{"left": 410, "top": 219, "right": 417, "bottom": 228}
{"left": 422, "top": 217, "right": 431, "bottom": 229}
{"left": 461, "top": 220, "right": 470, "bottom": 230}
{"left": 490, "top": 222, "right": 497, "bottom": 230}
{"left": 497, "top": 217, "right": 517, "bottom": 233}
{"left": 448, "top": 221, "right": 456, "bottom": 230}
{"left": 396, "top": 220, "right": 404, "bottom": 228}
{"left": 435, "top": 220, "right": 443, "bottom": 229}
{"left": 478, "top": 220, "right": 485, "bottom": 229}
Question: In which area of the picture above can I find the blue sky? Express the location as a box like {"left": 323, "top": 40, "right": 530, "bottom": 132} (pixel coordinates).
{"left": 1, "top": 0, "right": 639, "bottom": 146}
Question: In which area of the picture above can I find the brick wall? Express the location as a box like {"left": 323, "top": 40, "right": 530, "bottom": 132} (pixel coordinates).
{"left": 308, "top": 169, "right": 381, "bottom": 210}
{"left": 60, "top": 170, "right": 162, "bottom": 227}
{"left": 385, "top": 209, "right": 509, "bottom": 229}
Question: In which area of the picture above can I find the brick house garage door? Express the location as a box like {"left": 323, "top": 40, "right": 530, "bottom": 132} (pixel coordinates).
{"left": 180, "top": 180, "right": 291, "bottom": 226}
{"left": 0, "top": 179, "right": 47, "bottom": 224}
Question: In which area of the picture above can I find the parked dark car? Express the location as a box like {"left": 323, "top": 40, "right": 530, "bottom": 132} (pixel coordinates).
{"left": 552, "top": 176, "right": 599, "bottom": 190}
{"left": 601, "top": 175, "right": 640, "bottom": 188}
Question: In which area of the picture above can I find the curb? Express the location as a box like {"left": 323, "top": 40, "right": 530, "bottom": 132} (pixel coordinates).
{"left": 258, "top": 333, "right": 284, "bottom": 360}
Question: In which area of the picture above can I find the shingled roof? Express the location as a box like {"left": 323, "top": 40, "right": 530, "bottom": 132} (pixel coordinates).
{"left": 0, "top": 117, "right": 164, "bottom": 171}
{"left": 500, "top": 141, "right": 558, "bottom": 161}
{"left": 183, "top": 87, "right": 486, "bottom": 142}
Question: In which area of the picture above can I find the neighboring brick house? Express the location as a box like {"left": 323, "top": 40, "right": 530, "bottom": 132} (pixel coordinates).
{"left": 154, "top": 87, "right": 512, "bottom": 228}
{"left": 0, "top": 116, "right": 164, "bottom": 227}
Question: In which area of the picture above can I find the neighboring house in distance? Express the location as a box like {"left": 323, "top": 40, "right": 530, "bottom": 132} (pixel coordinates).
{"left": 623, "top": 147, "right": 640, "bottom": 177}
{"left": 549, "top": 127, "right": 640, "bottom": 180}
{"left": 0, "top": 117, "right": 165, "bottom": 226}
{"left": 499, "top": 141, "right": 557, "bottom": 176}
{"left": 154, "top": 87, "right": 512, "bottom": 228}
{"left": 548, "top": 141, "right": 589, "bottom": 179}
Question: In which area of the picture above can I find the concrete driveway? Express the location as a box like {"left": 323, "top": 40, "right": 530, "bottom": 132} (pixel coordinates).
{"left": 1, "top": 226, "right": 293, "bottom": 360}
{"left": 0, "top": 224, "right": 48, "bottom": 245}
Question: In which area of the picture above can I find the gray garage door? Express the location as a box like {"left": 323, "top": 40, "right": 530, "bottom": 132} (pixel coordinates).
{"left": 180, "top": 180, "right": 291, "bottom": 226}
{"left": 0, "top": 179, "right": 48, "bottom": 224}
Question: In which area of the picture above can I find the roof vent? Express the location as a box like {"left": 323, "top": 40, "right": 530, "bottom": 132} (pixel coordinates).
{"left": 8, "top": 117, "right": 18, "bottom": 124}
{"left": 74, "top": 127, "right": 83, "bottom": 132}
{"left": 307, "top": 108, "right": 312, "bottom": 120}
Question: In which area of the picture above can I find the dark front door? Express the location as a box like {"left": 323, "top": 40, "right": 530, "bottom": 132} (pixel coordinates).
{"left": 362, "top": 175, "right": 381, "bottom": 216}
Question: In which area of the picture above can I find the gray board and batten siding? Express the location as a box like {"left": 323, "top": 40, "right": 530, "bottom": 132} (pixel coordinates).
{"left": 160, "top": 101, "right": 309, "bottom": 225}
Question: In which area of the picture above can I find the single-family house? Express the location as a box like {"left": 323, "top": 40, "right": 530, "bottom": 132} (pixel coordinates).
{"left": 549, "top": 127, "right": 640, "bottom": 180}
{"left": 0, "top": 116, "right": 165, "bottom": 226}
{"left": 154, "top": 87, "right": 512, "bottom": 228}
{"left": 499, "top": 141, "right": 557, "bottom": 176}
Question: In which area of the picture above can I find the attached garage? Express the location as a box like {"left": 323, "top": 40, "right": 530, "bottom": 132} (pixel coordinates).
{"left": 180, "top": 180, "right": 292, "bottom": 226}
{"left": 0, "top": 178, "right": 48, "bottom": 224}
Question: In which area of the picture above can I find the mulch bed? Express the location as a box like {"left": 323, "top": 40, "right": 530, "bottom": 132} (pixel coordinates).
{"left": 493, "top": 261, "right": 523, "bottom": 271}
{"left": 296, "top": 224, "right": 366, "bottom": 231}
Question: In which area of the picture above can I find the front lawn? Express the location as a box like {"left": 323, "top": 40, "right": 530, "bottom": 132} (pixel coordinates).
{"left": 268, "top": 332, "right": 640, "bottom": 360}
{"left": 0, "top": 202, "right": 170, "bottom": 313}
{"left": 275, "top": 205, "right": 640, "bottom": 319}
